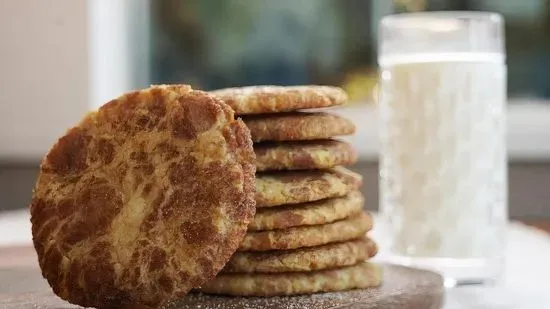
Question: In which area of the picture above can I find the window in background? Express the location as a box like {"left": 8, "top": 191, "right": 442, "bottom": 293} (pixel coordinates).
{"left": 150, "top": 0, "right": 383, "bottom": 103}
{"left": 149, "top": 0, "right": 550, "bottom": 103}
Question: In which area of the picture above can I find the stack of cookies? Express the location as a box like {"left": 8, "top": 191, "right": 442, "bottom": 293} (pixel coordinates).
{"left": 200, "top": 86, "right": 381, "bottom": 296}
{"left": 29, "top": 85, "right": 382, "bottom": 308}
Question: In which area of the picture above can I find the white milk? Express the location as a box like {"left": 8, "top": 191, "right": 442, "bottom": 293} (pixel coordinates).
{"left": 379, "top": 53, "right": 507, "bottom": 282}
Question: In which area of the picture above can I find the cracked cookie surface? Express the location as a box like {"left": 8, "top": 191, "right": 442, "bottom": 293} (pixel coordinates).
{"left": 255, "top": 167, "right": 362, "bottom": 208}
{"left": 224, "top": 237, "right": 377, "bottom": 273}
{"left": 239, "top": 212, "right": 373, "bottom": 251}
{"left": 30, "top": 85, "right": 256, "bottom": 308}
{"left": 243, "top": 112, "right": 356, "bottom": 142}
{"left": 200, "top": 262, "right": 381, "bottom": 296}
{"left": 210, "top": 85, "right": 347, "bottom": 115}
{"left": 249, "top": 190, "right": 364, "bottom": 231}
{"left": 254, "top": 139, "right": 357, "bottom": 172}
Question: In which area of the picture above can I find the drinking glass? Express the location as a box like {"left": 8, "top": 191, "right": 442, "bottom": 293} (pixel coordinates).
{"left": 378, "top": 11, "right": 507, "bottom": 286}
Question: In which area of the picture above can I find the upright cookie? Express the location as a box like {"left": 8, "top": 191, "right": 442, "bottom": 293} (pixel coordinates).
{"left": 249, "top": 190, "right": 364, "bottom": 231}
{"left": 243, "top": 112, "right": 356, "bottom": 142}
{"left": 224, "top": 237, "right": 378, "bottom": 273}
{"left": 200, "top": 262, "right": 381, "bottom": 296}
{"left": 255, "top": 139, "right": 358, "bottom": 171}
{"left": 210, "top": 85, "right": 347, "bottom": 115}
{"left": 255, "top": 167, "right": 363, "bottom": 207}
{"left": 29, "top": 85, "right": 256, "bottom": 308}
{"left": 239, "top": 212, "right": 373, "bottom": 251}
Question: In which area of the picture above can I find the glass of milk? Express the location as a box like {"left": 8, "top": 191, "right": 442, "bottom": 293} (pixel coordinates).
{"left": 378, "top": 12, "right": 507, "bottom": 286}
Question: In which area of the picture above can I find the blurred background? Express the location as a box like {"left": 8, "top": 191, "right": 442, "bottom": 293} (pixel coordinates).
{"left": 149, "top": 0, "right": 550, "bottom": 99}
{"left": 1, "top": 0, "right": 549, "bottom": 221}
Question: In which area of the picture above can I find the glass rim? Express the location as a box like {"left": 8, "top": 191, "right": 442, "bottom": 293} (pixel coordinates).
{"left": 381, "top": 11, "right": 503, "bottom": 27}
{"left": 378, "top": 10, "right": 505, "bottom": 62}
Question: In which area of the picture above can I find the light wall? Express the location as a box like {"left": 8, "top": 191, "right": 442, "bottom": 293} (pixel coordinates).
{"left": 0, "top": 0, "right": 90, "bottom": 161}
{"left": 0, "top": 0, "right": 149, "bottom": 162}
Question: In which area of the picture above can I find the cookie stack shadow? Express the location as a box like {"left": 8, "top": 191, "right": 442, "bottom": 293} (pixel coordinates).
{"left": 199, "top": 86, "right": 381, "bottom": 296}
